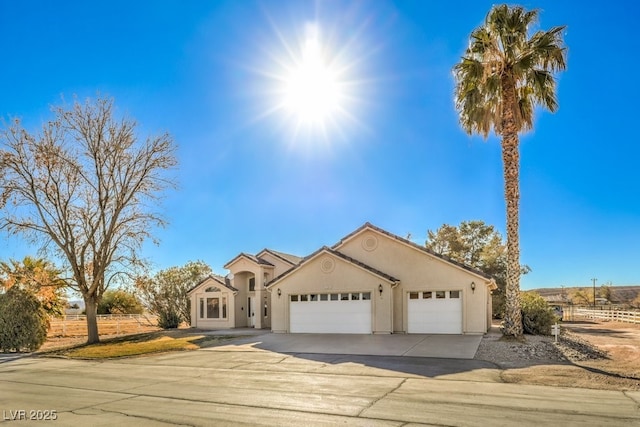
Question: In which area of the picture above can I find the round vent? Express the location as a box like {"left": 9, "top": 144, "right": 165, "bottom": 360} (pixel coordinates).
{"left": 320, "top": 257, "right": 335, "bottom": 273}
{"left": 362, "top": 235, "right": 378, "bottom": 251}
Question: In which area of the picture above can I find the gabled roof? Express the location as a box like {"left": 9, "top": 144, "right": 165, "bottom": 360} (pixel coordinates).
{"left": 333, "top": 222, "right": 493, "bottom": 282}
{"left": 187, "top": 274, "right": 239, "bottom": 295}
{"left": 267, "top": 246, "right": 400, "bottom": 288}
{"left": 257, "top": 248, "right": 303, "bottom": 266}
{"left": 223, "top": 252, "right": 274, "bottom": 269}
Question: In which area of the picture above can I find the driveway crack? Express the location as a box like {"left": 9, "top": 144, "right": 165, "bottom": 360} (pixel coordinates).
{"left": 357, "top": 377, "right": 407, "bottom": 417}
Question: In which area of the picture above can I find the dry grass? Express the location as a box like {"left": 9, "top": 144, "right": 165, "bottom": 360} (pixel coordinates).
{"left": 48, "top": 330, "right": 234, "bottom": 359}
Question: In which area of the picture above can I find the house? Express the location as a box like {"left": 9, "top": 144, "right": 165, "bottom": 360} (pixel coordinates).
{"left": 187, "top": 223, "right": 496, "bottom": 334}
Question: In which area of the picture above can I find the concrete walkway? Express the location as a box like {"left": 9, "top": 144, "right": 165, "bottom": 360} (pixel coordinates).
{"left": 205, "top": 331, "right": 482, "bottom": 359}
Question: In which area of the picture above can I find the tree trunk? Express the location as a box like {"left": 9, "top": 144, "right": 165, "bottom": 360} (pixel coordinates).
{"left": 500, "top": 74, "right": 523, "bottom": 338}
{"left": 84, "top": 296, "right": 100, "bottom": 344}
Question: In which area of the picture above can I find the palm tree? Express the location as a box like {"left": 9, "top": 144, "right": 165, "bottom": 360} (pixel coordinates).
{"left": 453, "top": 5, "right": 566, "bottom": 337}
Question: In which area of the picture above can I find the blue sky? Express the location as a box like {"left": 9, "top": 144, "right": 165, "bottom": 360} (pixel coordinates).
{"left": 1, "top": 0, "right": 638, "bottom": 290}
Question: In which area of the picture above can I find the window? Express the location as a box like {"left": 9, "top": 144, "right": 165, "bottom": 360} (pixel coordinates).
{"left": 199, "top": 297, "right": 227, "bottom": 319}
{"left": 300, "top": 294, "right": 308, "bottom": 302}
{"left": 290, "top": 295, "right": 298, "bottom": 302}
{"left": 207, "top": 298, "right": 219, "bottom": 318}
{"left": 320, "top": 294, "right": 328, "bottom": 301}
{"left": 409, "top": 292, "right": 419, "bottom": 300}
{"left": 351, "top": 293, "right": 360, "bottom": 300}
{"left": 450, "top": 291, "right": 460, "bottom": 298}
{"left": 340, "top": 293, "right": 349, "bottom": 301}
{"left": 362, "top": 292, "right": 371, "bottom": 300}
{"left": 330, "top": 294, "right": 339, "bottom": 301}
{"left": 249, "top": 277, "right": 255, "bottom": 291}
{"left": 310, "top": 294, "right": 318, "bottom": 301}
{"left": 423, "top": 291, "right": 432, "bottom": 299}
{"left": 436, "top": 291, "right": 446, "bottom": 299}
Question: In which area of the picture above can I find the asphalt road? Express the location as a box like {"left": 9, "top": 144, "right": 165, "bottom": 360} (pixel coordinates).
{"left": 1, "top": 346, "right": 639, "bottom": 426}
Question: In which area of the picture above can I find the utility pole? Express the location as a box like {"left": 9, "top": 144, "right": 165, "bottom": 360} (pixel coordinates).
{"left": 591, "top": 278, "right": 597, "bottom": 308}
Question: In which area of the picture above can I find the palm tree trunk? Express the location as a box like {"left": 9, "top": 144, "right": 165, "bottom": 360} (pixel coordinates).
{"left": 500, "top": 75, "right": 524, "bottom": 338}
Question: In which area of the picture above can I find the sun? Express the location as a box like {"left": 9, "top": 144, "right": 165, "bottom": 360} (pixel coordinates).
{"left": 260, "top": 21, "right": 364, "bottom": 142}
{"left": 282, "top": 35, "right": 341, "bottom": 124}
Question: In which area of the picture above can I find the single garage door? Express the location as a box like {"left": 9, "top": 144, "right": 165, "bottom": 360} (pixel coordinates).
{"left": 407, "top": 290, "right": 462, "bottom": 334}
{"left": 289, "top": 292, "right": 372, "bottom": 333}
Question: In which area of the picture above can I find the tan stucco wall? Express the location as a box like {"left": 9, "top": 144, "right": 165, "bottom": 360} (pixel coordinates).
{"left": 336, "top": 229, "right": 491, "bottom": 334}
{"left": 258, "top": 252, "right": 296, "bottom": 278}
{"left": 270, "top": 251, "right": 394, "bottom": 333}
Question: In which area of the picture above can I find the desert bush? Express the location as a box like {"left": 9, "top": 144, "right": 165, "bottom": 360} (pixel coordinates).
{"left": 0, "top": 287, "right": 49, "bottom": 352}
{"left": 98, "top": 289, "right": 144, "bottom": 314}
{"left": 157, "top": 309, "right": 182, "bottom": 329}
{"left": 520, "top": 292, "right": 556, "bottom": 335}
{"left": 136, "top": 261, "right": 211, "bottom": 328}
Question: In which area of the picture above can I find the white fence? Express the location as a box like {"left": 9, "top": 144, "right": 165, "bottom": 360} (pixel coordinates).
{"left": 570, "top": 307, "right": 640, "bottom": 324}
{"left": 49, "top": 314, "right": 158, "bottom": 337}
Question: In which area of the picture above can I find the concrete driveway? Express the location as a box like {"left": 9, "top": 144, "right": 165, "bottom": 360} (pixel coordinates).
{"left": 204, "top": 330, "right": 482, "bottom": 359}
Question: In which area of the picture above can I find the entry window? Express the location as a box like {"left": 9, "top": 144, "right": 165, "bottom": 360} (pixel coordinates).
{"left": 423, "top": 291, "right": 432, "bottom": 299}
{"left": 409, "top": 292, "right": 419, "bottom": 300}
{"left": 436, "top": 291, "right": 446, "bottom": 299}
{"left": 450, "top": 291, "right": 460, "bottom": 298}
{"left": 362, "top": 292, "right": 371, "bottom": 300}
{"left": 199, "top": 297, "right": 227, "bottom": 319}
{"left": 320, "top": 294, "right": 328, "bottom": 301}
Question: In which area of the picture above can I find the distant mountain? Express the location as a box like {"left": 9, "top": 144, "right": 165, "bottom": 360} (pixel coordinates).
{"left": 529, "top": 286, "right": 640, "bottom": 304}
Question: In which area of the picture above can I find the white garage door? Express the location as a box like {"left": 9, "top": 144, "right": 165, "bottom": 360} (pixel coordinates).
{"left": 289, "top": 292, "right": 372, "bottom": 333}
{"left": 407, "top": 290, "right": 462, "bottom": 334}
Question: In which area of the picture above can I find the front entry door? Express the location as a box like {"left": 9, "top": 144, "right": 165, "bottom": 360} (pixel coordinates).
{"left": 248, "top": 297, "right": 256, "bottom": 327}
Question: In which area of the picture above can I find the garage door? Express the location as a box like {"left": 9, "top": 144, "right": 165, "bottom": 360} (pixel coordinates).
{"left": 407, "top": 290, "right": 462, "bottom": 334}
{"left": 289, "top": 292, "right": 372, "bottom": 333}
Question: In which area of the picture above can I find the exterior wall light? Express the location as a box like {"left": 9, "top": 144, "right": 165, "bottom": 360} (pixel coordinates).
{"left": 378, "top": 284, "right": 383, "bottom": 296}
{"left": 470, "top": 282, "right": 476, "bottom": 293}
{"left": 277, "top": 288, "right": 282, "bottom": 297}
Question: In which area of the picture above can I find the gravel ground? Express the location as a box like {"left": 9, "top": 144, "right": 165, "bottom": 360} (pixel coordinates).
{"left": 474, "top": 322, "right": 640, "bottom": 391}
{"left": 475, "top": 325, "right": 609, "bottom": 368}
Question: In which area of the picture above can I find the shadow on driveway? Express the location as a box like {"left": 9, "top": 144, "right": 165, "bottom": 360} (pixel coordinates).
{"left": 197, "top": 331, "right": 495, "bottom": 380}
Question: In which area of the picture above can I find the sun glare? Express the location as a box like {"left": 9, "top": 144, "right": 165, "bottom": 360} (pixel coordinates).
{"left": 257, "top": 20, "right": 368, "bottom": 143}
{"left": 283, "top": 36, "right": 340, "bottom": 124}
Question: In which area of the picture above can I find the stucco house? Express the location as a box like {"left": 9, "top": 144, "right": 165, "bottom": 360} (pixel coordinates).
{"left": 187, "top": 222, "right": 496, "bottom": 334}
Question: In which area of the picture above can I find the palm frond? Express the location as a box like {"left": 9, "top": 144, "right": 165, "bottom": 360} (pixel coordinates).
{"left": 453, "top": 4, "right": 566, "bottom": 138}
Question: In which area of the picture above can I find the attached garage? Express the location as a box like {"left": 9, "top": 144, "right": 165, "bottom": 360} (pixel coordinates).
{"left": 407, "top": 290, "right": 462, "bottom": 334}
{"left": 289, "top": 292, "right": 372, "bottom": 333}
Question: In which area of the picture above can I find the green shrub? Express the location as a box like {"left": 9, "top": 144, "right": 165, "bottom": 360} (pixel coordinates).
{"left": 157, "top": 309, "right": 182, "bottom": 329}
{"left": 0, "top": 287, "right": 49, "bottom": 352}
{"left": 98, "top": 289, "right": 144, "bottom": 314}
{"left": 520, "top": 292, "right": 556, "bottom": 335}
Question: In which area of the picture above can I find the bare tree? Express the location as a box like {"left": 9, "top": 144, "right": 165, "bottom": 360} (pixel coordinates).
{"left": 0, "top": 96, "right": 177, "bottom": 343}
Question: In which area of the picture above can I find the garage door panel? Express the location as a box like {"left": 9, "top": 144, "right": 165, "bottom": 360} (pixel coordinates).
{"left": 408, "top": 291, "right": 462, "bottom": 334}
{"left": 290, "top": 297, "right": 371, "bottom": 334}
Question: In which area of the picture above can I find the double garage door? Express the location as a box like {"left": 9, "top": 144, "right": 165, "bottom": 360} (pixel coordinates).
{"left": 288, "top": 290, "right": 462, "bottom": 334}
{"left": 407, "top": 290, "right": 462, "bottom": 334}
{"left": 289, "top": 292, "right": 371, "bottom": 333}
